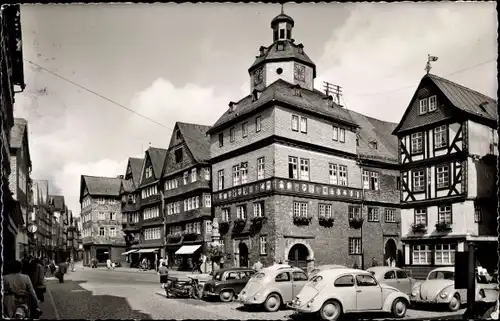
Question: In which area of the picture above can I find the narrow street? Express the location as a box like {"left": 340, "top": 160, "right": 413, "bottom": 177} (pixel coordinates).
{"left": 40, "top": 263, "right": 465, "bottom": 320}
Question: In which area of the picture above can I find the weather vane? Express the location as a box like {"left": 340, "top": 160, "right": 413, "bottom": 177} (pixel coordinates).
{"left": 425, "top": 54, "right": 439, "bottom": 74}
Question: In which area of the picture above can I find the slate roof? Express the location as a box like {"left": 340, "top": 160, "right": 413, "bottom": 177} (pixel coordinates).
{"left": 427, "top": 74, "right": 497, "bottom": 121}
{"left": 209, "top": 79, "right": 357, "bottom": 134}
{"left": 10, "top": 118, "right": 27, "bottom": 149}
{"left": 122, "top": 179, "right": 135, "bottom": 193}
{"left": 177, "top": 122, "right": 212, "bottom": 163}
{"left": 81, "top": 175, "right": 122, "bottom": 197}
{"left": 129, "top": 157, "right": 143, "bottom": 187}
{"left": 147, "top": 148, "right": 168, "bottom": 180}
{"left": 49, "top": 195, "right": 65, "bottom": 211}
{"left": 271, "top": 13, "right": 294, "bottom": 27}
{"left": 249, "top": 40, "right": 316, "bottom": 76}
{"left": 347, "top": 110, "right": 398, "bottom": 164}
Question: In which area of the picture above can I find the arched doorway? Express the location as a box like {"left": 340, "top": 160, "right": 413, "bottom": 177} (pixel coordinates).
{"left": 288, "top": 244, "right": 309, "bottom": 270}
{"left": 238, "top": 243, "right": 249, "bottom": 267}
{"left": 384, "top": 239, "right": 397, "bottom": 264}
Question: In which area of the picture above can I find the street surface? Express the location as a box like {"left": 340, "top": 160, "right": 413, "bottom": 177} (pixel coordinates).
{"left": 41, "top": 263, "right": 465, "bottom": 320}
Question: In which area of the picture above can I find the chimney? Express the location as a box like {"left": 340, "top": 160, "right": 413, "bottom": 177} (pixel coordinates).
{"left": 228, "top": 101, "right": 237, "bottom": 113}
{"left": 117, "top": 175, "right": 124, "bottom": 179}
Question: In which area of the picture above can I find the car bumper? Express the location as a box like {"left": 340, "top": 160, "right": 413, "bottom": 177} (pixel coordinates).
{"left": 203, "top": 291, "right": 219, "bottom": 297}
{"left": 237, "top": 296, "right": 265, "bottom": 305}
{"left": 288, "top": 301, "right": 317, "bottom": 313}
{"left": 411, "top": 298, "right": 443, "bottom": 305}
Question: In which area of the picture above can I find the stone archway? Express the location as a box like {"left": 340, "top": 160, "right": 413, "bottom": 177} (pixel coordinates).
{"left": 384, "top": 238, "right": 397, "bottom": 264}
{"left": 238, "top": 242, "right": 249, "bottom": 268}
{"left": 284, "top": 240, "right": 315, "bottom": 273}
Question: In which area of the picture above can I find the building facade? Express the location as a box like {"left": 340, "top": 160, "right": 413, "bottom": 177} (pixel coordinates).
{"left": 49, "top": 195, "right": 69, "bottom": 262}
{"left": 119, "top": 157, "right": 143, "bottom": 267}
{"left": 208, "top": 12, "right": 401, "bottom": 272}
{"left": 393, "top": 74, "right": 498, "bottom": 278}
{"left": 31, "top": 179, "right": 53, "bottom": 259}
{"left": 80, "top": 175, "right": 125, "bottom": 266}
{"left": 9, "top": 118, "right": 32, "bottom": 260}
{"left": 133, "top": 148, "right": 168, "bottom": 269}
{"left": 163, "top": 122, "right": 213, "bottom": 269}
{"left": 1, "top": 3, "right": 26, "bottom": 267}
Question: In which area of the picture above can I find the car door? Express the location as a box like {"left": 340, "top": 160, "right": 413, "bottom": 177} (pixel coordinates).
{"left": 292, "top": 271, "right": 309, "bottom": 298}
{"left": 333, "top": 274, "right": 356, "bottom": 312}
{"left": 233, "top": 271, "right": 251, "bottom": 294}
{"left": 274, "top": 272, "right": 293, "bottom": 303}
{"left": 395, "top": 269, "right": 412, "bottom": 295}
{"left": 355, "top": 274, "right": 383, "bottom": 311}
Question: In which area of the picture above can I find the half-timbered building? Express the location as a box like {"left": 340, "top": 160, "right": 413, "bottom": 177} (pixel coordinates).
{"left": 393, "top": 73, "right": 498, "bottom": 277}
{"left": 119, "top": 157, "right": 143, "bottom": 267}
{"left": 135, "top": 147, "right": 168, "bottom": 269}
{"left": 208, "top": 11, "right": 401, "bottom": 272}
{"left": 163, "top": 122, "right": 213, "bottom": 270}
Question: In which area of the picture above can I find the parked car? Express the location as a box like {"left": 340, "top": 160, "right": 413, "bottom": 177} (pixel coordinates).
{"left": 237, "top": 265, "right": 309, "bottom": 312}
{"left": 410, "top": 266, "right": 499, "bottom": 312}
{"left": 309, "top": 265, "right": 346, "bottom": 278}
{"left": 203, "top": 268, "right": 256, "bottom": 302}
{"left": 366, "top": 266, "right": 416, "bottom": 295}
{"left": 290, "top": 268, "right": 410, "bottom": 321}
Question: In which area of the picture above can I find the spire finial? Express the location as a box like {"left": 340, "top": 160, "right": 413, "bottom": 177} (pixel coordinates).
{"left": 281, "top": 3, "right": 284, "bottom": 14}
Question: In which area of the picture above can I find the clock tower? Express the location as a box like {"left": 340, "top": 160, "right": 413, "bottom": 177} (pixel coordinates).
{"left": 248, "top": 7, "right": 317, "bottom": 93}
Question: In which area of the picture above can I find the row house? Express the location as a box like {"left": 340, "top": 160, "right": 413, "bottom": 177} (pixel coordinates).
{"left": 74, "top": 217, "right": 83, "bottom": 261}
{"left": 119, "top": 157, "right": 143, "bottom": 267}
{"left": 49, "top": 195, "right": 69, "bottom": 262}
{"left": 9, "top": 118, "right": 32, "bottom": 260}
{"left": 31, "top": 179, "right": 53, "bottom": 259}
{"left": 163, "top": 122, "right": 213, "bottom": 269}
{"left": 80, "top": 175, "right": 125, "bottom": 266}
{"left": 393, "top": 73, "right": 498, "bottom": 278}
{"left": 133, "top": 147, "right": 168, "bottom": 269}
{"left": 1, "top": 4, "right": 26, "bottom": 267}
{"left": 208, "top": 12, "right": 401, "bottom": 272}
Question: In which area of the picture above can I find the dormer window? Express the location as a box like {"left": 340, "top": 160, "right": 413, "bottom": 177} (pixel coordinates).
{"left": 277, "top": 41, "right": 285, "bottom": 51}
{"left": 297, "top": 44, "right": 304, "bottom": 54}
{"left": 428, "top": 95, "right": 437, "bottom": 111}
{"left": 419, "top": 98, "right": 428, "bottom": 115}
{"left": 259, "top": 46, "right": 267, "bottom": 57}
{"left": 293, "top": 86, "right": 301, "bottom": 97}
{"left": 479, "top": 101, "right": 488, "bottom": 113}
{"left": 252, "top": 89, "right": 261, "bottom": 102}
{"left": 228, "top": 102, "right": 236, "bottom": 113}
{"left": 175, "top": 129, "right": 181, "bottom": 140}
{"left": 145, "top": 166, "right": 153, "bottom": 179}
{"left": 174, "top": 148, "right": 183, "bottom": 163}
{"left": 327, "top": 95, "right": 334, "bottom": 107}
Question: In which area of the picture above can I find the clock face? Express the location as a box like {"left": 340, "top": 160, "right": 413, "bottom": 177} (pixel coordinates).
{"left": 294, "top": 64, "right": 306, "bottom": 82}
{"left": 253, "top": 68, "right": 263, "bottom": 85}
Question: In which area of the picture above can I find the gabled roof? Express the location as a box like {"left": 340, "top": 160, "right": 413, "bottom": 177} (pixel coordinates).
{"left": 121, "top": 179, "right": 135, "bottom": 193}
{"left": 347, "top": 110, "right": 398, "bottom": 164}
{"left": 49, "top": 195, "right": 65, "bottom": 211}
{"left": 129, "top": 157, "right": 143, "bottom": 187}
{"left": 146, "top": 147, "right": 168, "bottom": 180}
{"left": 10, "top": 118, "right": 27, "bottom": 149}
{"left": 80, "top": 175, "right": 122, "bottom": 201}
{"left": 393, "top": 74, "right": 498, "bottom": 134}
{"left": 248, "top": 40, "right": 316, "bottom": 76}
{"left": 208, "top": 79, "right": 357, "bottom": 134}
{"left": 176, "top": 122, "right": 212, "bottom": 163}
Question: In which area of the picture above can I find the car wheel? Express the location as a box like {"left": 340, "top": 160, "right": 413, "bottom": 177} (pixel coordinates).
{"left": 264, "top": 293, "right": 282, "bottom": 312}
{"left": 391, "top": 298, "right": 407, "bottom": 318}
{"left": 448, "top": 294, "right": 461, "bottom": 312}
{"left": 219, "top": 290, "right": 234, "bottom": 302}
{"left": 319, "top": 300, "right": 342, "bottom": 321}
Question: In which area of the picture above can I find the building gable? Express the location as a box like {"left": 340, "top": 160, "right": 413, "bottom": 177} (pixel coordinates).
{"left": 139, "top": 153, "right": 154, "bottom": 186}
{"left": 164, "top": 142, "right": 197, "bottom": 177}
{"left": 168, "top": 123, "right": 183, "bottom": 149}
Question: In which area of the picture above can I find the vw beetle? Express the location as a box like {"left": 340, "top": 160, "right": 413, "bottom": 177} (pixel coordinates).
{"left": 290, "top": 268, "right": 410, "bottom": 321}
{"left": 237, "top": 265, "right": 309, "bottom": 312}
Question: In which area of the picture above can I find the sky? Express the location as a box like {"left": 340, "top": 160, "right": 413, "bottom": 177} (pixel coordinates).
{"left": 16, "top": 2, "right": 497, "bottom": 215}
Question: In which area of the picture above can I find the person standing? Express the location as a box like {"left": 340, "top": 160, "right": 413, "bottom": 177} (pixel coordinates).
{"left": 252, "top": 260, "right": 263, "bottom": 271}
{"left": 106, "top": 258, "right": 112, "bottom": 270}
{"left": 3, "top": 260, "right": 41, "bottom": 319}
{"left": 158, "top": 262, "right": 169, "bottom": 289}
{"left": 70, "top": 257, "right": 75, "bottom": 272}
{"left": 390, "top": 257, "right": 396, "bottom": 267}
{"left": 55, "top": 261, "right": 67, "bottom": 283}
{"left": 371, "top": 257, "right": 379, "bottom": 267}
{"left": 29, "top": 258, "right": 46, "bottom": 303}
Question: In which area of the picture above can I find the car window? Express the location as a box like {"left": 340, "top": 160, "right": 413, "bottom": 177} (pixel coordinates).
{"left": 334, "top": 275, "right": 355, "bottom": 287}
{"left": 292, "top": 271, "right": 308, "bottom": 281}
{"left": 226, "top": 272, "right": 241, "bottom": 280}
{"left": 396, "top": 270, "right": 408, "bottom": 279}
{"left": 356, "top": 274, "right": 378, "bottom": 286}
{"left": 384, "top": 271, "right": 396, "bottom": 280}
{"left": 275, "top": 272, "right": 291, "bottom": 282}
{"left": 428, "top": 271, "right": 454, "bottom": 280}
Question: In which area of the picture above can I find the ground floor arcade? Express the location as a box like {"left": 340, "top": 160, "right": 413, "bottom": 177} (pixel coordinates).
{"left": 83, "top": 244, "right": 126, "bottom": 266}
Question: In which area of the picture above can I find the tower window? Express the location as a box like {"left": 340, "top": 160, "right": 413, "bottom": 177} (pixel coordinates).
{"left": 286, "top": 28, "right": 291, "bottom": 40}
{"left": 277, "top": 42, "right": 284, "bottom": 51}
{"left": 279, "top": 29, "right": 285, "bottom": 39}
{"left": 273, "top": 29, "right": 278, "bottom": 42}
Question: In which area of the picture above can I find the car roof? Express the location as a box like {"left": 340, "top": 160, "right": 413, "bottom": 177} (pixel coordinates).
{"left": 430, "top": 266, "right": 455, "bottom": 273}
{"left": 260, "top": 265, "right": 303, "bottom": 274}
{"left": 366, "top": 266, "right": 403, "bottom": 277}
{"left": 314, "top": 264, "right": 346, "bottom": 270}
{"left": 218, "top": 267, "right": 255, "bottom": 273}
{"left": 318, "top": 268, "right": 369, "bottom": 277}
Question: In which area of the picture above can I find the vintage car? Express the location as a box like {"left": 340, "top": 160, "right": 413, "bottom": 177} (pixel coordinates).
{"left": 290, "top": 268, "right": 410, "bottom": 321}
{"left": 309, "top": 265, "right": 346, "bottom": 278}
{"left": 203, "top": 268, "right": 255, "bottom": 302}
{"left": 410, "top": 266, "right": 498, "bottom": 312}
{"left": 237, "top": 265, "right": 309, "bottom": 312}
{"left": 366, "top": 266, "right": 416, "bottom": 295}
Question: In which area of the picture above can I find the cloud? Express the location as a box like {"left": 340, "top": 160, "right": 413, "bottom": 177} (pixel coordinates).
{"left": 17, "top": 77, "right": 231, "bottom": 215}
{"left": 316, "top": 2, "right": 497, "bottom": 123}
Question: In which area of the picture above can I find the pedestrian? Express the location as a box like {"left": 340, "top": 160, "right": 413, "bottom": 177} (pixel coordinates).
{"left": 106, "top": 258, "right": 112, "bottom": 270}
{"left": 29, "top": 258, "right": 46, "bottom": 303}
{"left": 252, "top": 260, "right": 263, "bottom": 271}
{"left": 3, "top": 260, "right": 41, "bottom": 319}
{"left": 371, "top": 257, "right": 379, "bottom": 267}
{"left": 158, "top": 262, "right": 169, "bottom": 289}
{"left": 219, "top": 256, "right": 224, "bottom": 269}
{"left": 56, "top": 261, "right": 67, "bottom": 283}
{"left": 49, "top": 260, "right": 56, "bottom": 275}
{"left": 70, "top": 257, "right": 75, "bottom": 272}
{"left": 164, "top": 256, "right": 169, "bottom": 269}
{"left": 390, "top": 257, "right": 396, "bottom": 267}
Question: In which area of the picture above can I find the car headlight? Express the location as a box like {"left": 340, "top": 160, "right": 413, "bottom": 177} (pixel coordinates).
{"left": 439, "top": 291, "right": 448, "bottom": 299}
{"left": 411, "top": 291, "right": 419, "bottom": 297}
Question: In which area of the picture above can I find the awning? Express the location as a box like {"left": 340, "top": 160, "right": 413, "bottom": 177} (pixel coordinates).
{"left": 136, "top": 249, "right": 158, "bottom": 253}
{"left": 175, "top": 245, "right": 201, "bottom": 255}
{"left": 121, "top": 249, "right": 138, "bottom": 255}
